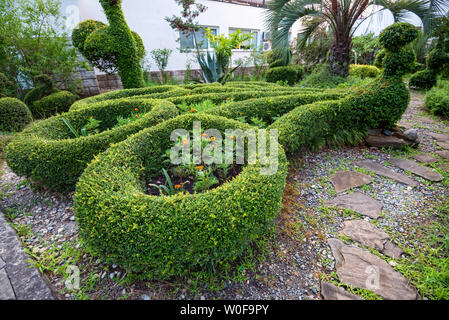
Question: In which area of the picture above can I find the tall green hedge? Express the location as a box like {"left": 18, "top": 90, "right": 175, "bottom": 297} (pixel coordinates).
{"left": 74, "top": 113, "right": 288, "bottom": 277}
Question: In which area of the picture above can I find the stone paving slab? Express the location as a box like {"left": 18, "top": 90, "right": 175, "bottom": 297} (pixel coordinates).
{"left": 436, "top": 150, "right": 449, "bottom": 159}
{"left": 328, "top": 239, "right": 417, "bottom": 300}
{"left": 340, "top": 220, "right": 403, "bottom": 259}
{"left": 424, "top": 132, "right": 449, "bottom": 142}
{"left": 0, "top": 268, "right": 15, "bottom": 300}
{"left": 355, "top": 160, "right": 418, "bottom": 187}
{"left": 325, "top": 192, "right": 382, "bottom": 219}
{"left": 330, "top": 171, "right": 373, "bottom": 193}
{"left": 391, "top": 158, "right": 443, "bottom": 182}
{"left": 320, "top": 281, "right": 363, "bottom": 300}
{"left": 0, "top": 211, "right": 54, "bottom": 300}
{"left": 412, "top": 154, "right": 439, "bottom": 164}
{"left": 437, "top": 141, "right": 449, "bottom": 150}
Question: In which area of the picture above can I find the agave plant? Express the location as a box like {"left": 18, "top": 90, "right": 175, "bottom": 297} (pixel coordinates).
{"left": 197, "top": 50, "right": 241, "bottom": 84}
{"left": 267, "top": 0, "right": 443, "bottom": 77}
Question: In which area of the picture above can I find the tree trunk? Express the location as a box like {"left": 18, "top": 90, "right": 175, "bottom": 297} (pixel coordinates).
{"left": 328, "top": 37, "right": 351, "bottom": 77}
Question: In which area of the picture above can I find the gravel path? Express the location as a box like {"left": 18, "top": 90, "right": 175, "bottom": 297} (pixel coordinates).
{"left": 0, "top": 91, "right": 447, "bottom": 300}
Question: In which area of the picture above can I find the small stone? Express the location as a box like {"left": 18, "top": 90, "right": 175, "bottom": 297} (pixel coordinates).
{"left": 383, "top": 129, "right": 394, "bottom": 136}
{"left": 142, "top": 294, "right": 150, "bottom": 300}
{"left": 404, "top": 129, "right": 418, "bottom": 141}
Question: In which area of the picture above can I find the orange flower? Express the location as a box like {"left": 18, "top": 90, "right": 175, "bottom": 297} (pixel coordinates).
{"left": 210, "top": 136, "right": 215, "bottom": 142}
{"left": 226, "top": 98, "right": 230, "bottom": 101}
{"left": 135, "top": 114, "right": 139, "bottom": 118}
{"left": 195, "top": 165, "right": 204, "bottom": 170}
{"left": 190, "top": 108, "right": 195, "bottom": 113}
{"left": 174, "top": 184, "right": 182, "bottom": 189}
{"left": 229, "top": 135, "right": 235, "bottom": 140}
{"left": 134, "top": 108, "right": 138, "bottom": 111}
{"left": 182, "top": 138, "right": 189, "bottom": 145}
{"left": 201, "top": 133, "right": 207, "bottom": 138}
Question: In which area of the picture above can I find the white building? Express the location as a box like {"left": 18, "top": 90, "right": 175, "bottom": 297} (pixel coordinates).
{"left": 60, "top": 0, "right": 305, "bottom": 74}
{"left": 59, "top": 0, "right": 424, "bottom": 79}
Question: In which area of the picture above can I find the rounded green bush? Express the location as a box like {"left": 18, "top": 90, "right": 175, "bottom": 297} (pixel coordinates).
{"left": 0, "top": 98, "right": 33, "bottom": 132}
{"left": 265, "top": 66, "right": 299, "bottom": 85}
{"left": 73, "top": 113, "right": 288, "bottom": 277}
{"left": 379, "top": 22, "right": 419, "bottom": 52}
{"left": 31, "top": 91, "right": 78, "bottom": 118}
{"left": 409, "top": 69, "right": 437, "bottom": 90}
{"left": 23, "top": 74, "right": 55, "bottom": 108}
{"left": 349, "top": 64, "right": 381, "bottom": 78}
{"left": 5, "top": 99, "right": 178, "bottom": 191}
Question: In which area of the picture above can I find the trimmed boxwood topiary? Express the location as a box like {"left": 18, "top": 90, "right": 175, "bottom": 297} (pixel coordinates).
{"left": 349, "top": 64, "right": 381, "bottom": 78}
{"left": 5, "top": 99, "right": 178, "bottom": 191}
{"left": 409, "top": 69, "right": 437, "bottom": 90}
{"left": 73, "top": 113, "right": 288, "bottom": 277}
{"left": 31, "top": 90, "right": 78, "bottom": 118}
{"left": 0, "top": 98, "right": 33, "bottom": 132}
{"left": 265, "top": 66, "right": 300, "bottom": 85}
{"left": 379, "top": 22, "right": 419, "bottom": 52}
{"left": 72, "top": 1, "right": 145, "bottom": 88}
{"left": 374, "top": 49, "right": 387, "bottom": 69}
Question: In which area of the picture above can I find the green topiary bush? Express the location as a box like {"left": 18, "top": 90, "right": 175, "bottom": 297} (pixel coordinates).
{"left": 0, "top": 98, "right": 33, "bottom": 132}
{"left": 349, "top": 64, "right": 381, "bottom": 78}
{"left": 23, "top": 74, "right": 56, "bottom": 108}
{"left": 382, "top": 49, "right": 416, "bottom": 77}
{"left": 409, "top": 69, "right": 437, "bottom": 90}
{"left": 0, "top": 72, "right": 13, "bottom": 98}
{"left": 72, "top": 0, "right": 145, "bottom": 89}
{"left": 265, "top": 66, "right": 299, "bottom": 85}
{"left": 379, "top": 22, "right": 419, "bottom": 52}
{"left": 73, "top": 113, "right": 288, "bottom": 277}
{"left": 424, "top": 80, "right": 449, "bottom": 118}
{"left": 31, "top": 91, "right": 78, "bottom": 118}
{"left": 5, "top": 99, "right": 178, "bottom": 191}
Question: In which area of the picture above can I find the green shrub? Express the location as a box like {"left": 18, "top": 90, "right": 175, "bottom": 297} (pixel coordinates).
{"left": 5, "top": 99, "right": 178, "bottom": 191}
{"left": 23, "top": 74, "right": 55, "bottom": 108}
{"left": 349, "top": 64, "right": 381, "bottom": 78}
{"left": 31, "top": 90, "right": 78, "bottom": 118}
{"left": 0, "top": 98, "right": 33, "bottom": 132}
{"left": 374, "top": 49, "right": 386, "bottom": 68}
{"left": 300, "top": 64, "right": 346, "bottom": 88}
{"left": 409, "top": 69, "right": 437, "bottom": 90}
{"left": 425, "top": 81, "right": 449, "bottom": 118}
{"left": 426, "top": 49, "right": 449, "bottom": 72}
{"left": 73, "top": 113, "right": 288, "bottom": 277}
{"left": 0, "top": 72, "right": 13, "bottom": 98}
{"left": 379, "top": 22, "right": 419, "bottom": 52}
{"left": 265, "top": 66, "right": 300, "bottom": 85}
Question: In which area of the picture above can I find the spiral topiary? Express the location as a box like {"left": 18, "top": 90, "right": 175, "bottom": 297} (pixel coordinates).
{"left": 72, "top": 0, "right": 145, "bottom": 88}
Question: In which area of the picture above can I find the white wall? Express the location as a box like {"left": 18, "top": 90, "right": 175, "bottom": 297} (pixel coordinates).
{"left": 67, "top": 0, "right": 282, "bottom": 72}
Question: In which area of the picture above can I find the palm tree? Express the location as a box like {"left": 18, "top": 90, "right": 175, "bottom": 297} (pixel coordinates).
{"left": 266, "top": 0, "right": 439, "bottom": 77}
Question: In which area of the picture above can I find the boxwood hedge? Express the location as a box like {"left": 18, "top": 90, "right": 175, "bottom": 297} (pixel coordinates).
{"left": 74, "top": 113, "right": 288, "bottom": 277}
{"left": 5, "top": 99, "right": 178, "bottom": 191}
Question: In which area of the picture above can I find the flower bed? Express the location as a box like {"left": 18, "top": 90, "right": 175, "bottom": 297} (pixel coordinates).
{"left": 74, "top": 113, "right": 288, "bottom": 278}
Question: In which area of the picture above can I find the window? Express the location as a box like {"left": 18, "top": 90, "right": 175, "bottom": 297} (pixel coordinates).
{"left": 229, "top": 28, "right": 260, "bottom": 50}
{"left": 180, "top": 27, "right": 218, "bottom": 50}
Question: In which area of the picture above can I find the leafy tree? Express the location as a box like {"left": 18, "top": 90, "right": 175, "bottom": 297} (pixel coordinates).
{"left": 0, "top": 0, "right": 85, "bottom": 96}
{"left": 267, "top": 0, "right": 434, "bottom": 77}
{"left": 151, "top": 48, "right": 173, "bottom": 83}
{"left": 351, "top": 33, "right": 381, "bottom": 65}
